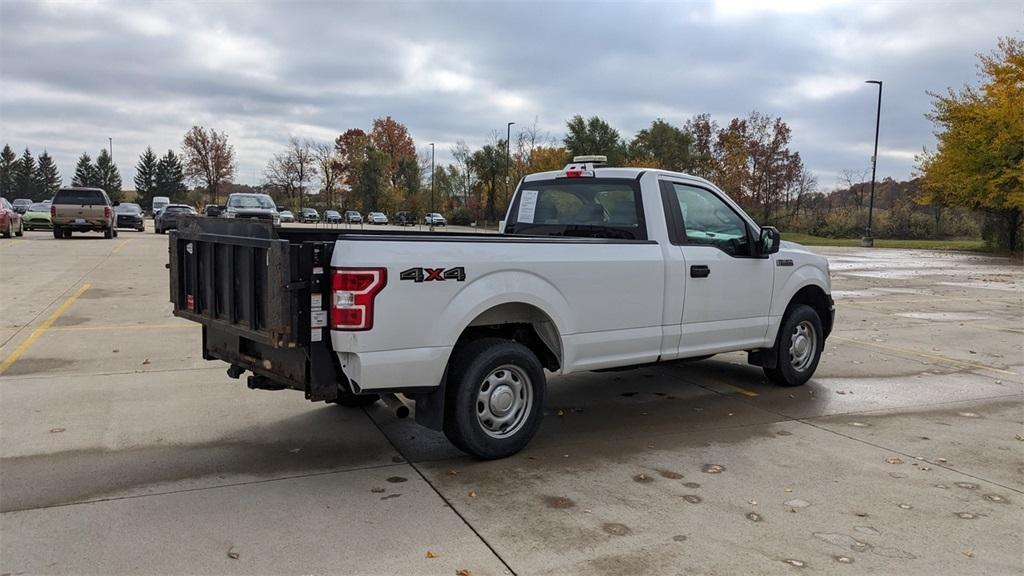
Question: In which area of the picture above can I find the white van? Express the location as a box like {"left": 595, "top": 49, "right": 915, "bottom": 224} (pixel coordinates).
{"left": 151, "top": 196, "right": 170, "bottom": 217}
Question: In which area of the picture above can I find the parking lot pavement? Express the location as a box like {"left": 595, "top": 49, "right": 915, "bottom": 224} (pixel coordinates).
{"left": 1, "top": 230, "right": 1021, "bottom": 575}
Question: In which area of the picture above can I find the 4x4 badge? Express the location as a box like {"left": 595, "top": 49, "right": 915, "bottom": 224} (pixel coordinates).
{"left": 400, "top": 267, "right": 466, "bottom": 282}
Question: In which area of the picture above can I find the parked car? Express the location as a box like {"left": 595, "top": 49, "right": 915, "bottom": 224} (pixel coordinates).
{"left": 152, "top": 196, "right": 170, "bottom": 218}
{"left": 168, "top": 155, "right": 833, "bottom": 459}
{"left": 22, "top": 202, "right": 52, "bottom": 231}
{"left": 11, "top": 199, "right": 33, "bottom": 214}
{"left": 367, "top": 211, "right": 389, "bottom": 225}
{"left": 0, "top": 198, "right": 24, "bottom": 238}
{"left": 324, "top": 210, "right": 343, "bottom": 224}
{"left": 155, "top": 204, "right": 197, "bottom": 234}
{"left": 424, "top": 212, "right": 447, "bottom": 226}
{"left": 394, "top": 211, "right": 416, "bottom": 226}
{"left": 51, "top": 187, "right": 118, "bottom": 239}
{"left": 344, "top": 210, "right": 362, "bottom": 224}
{"left": 115, "top": 202, "right": 146, "bottom": 231}
{"left": 223, "top": 193, "right": 279, "bottom": 226}
{"left": 203, "top": 204, "right": 224, "bottom": 217}
{"left": 279, "top": 210, "right": 295, "bottom": 223}
{"left": 299, "top": 208, "right": 320, "bottom": 223}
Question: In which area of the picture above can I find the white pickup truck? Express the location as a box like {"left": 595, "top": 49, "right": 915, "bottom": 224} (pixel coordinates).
{"left": 169, "top": 157, "right": 833, "bottom": 458}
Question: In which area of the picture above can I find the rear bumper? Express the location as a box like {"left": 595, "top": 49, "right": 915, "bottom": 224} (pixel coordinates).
{"left": 24, "top": 219, "right": 52, "bottom": 229}
{"left": 334, "top": 344, "right": 451, "bottom": 393}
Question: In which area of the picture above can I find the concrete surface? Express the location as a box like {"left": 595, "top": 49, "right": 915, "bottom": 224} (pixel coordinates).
{"left": 0, "top": 224, "right": 1021, "bottom": 575}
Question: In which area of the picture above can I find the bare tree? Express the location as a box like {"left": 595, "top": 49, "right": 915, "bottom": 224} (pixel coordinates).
{"left": 450, "top": 140, "right": 473, "bottom": 206}
{"left": 312, "top": 141, "right": 341, "bottom": 207}
{"left": 839, "top": 168, "right": 871, "bottom": 209}
{"left": 264, "top": 137, "right": 314, "bottom": 209}
{"left": 182, "top": 126, "right": 236, "bottom": 204}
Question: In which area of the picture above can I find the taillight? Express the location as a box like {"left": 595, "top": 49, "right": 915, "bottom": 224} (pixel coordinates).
{"left": 565, "top": 169, "right": 583, "bottom": 177}
{"left": 50, "top": 206, "right": 56, "bottom": 217}
{"left": 330, "top": 268, "right": 386, "bottom": 330}
{"left": 104, "top": 206, "right": 112, "bottom": 218}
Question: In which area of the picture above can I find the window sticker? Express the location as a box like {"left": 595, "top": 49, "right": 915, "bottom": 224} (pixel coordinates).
{"left": 517, "top": 189, "right": 539, "bottom": 223}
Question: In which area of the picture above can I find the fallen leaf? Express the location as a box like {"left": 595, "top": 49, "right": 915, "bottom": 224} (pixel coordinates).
{"left": 141, "top": 358, "right": 151, "bottom": 365}
{"left": 962, "top": 549, "right": 974, "bottom": 558}
{"left": 425, "top": 551, "right": 438, "bottom": 559}
{"left": 468, "top": 490, "right": 476, "bottom": 498}
{"left": 227, "top": 547, "right": 240, "bottom": 560}
{"left": 556, "top": 409, "right": 564, "bottom": 416}
{"left": 456, "top": 569, "right": 472, "bottom": 576}
{"left": 447, "top": 469, "right": 458, "bottom": 475}
{"left": 370, "top": 487, "right": 385, "bottom": 493}
{"left": 885, "top": 457, "right": 904, "bottom": 465}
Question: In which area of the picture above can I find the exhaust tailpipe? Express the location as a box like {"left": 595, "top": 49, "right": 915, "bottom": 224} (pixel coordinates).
{"left": 381, "top": 393, "right": 410, "bottom": 419}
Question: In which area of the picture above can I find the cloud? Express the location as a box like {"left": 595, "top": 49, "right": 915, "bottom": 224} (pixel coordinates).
{"left": 0, "top": 0, "right": 1018, "bottom": 190}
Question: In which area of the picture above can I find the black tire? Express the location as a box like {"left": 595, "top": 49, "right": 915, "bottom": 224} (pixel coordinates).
{"left": 2, "top": 221, "right": 11, "bottom": 238}
{"left": 443, "top": 338, "right": 545, "bottom": 459}
{"left": 763, "top": 304, "right": 823, "bottom": 387}
{"left": 331, "top": 387, "right": 380, "bottom": 408}
{"left": 53, "top": 226, "right": 63, "bottom": 239}
{"left": 63, "top": 228, "right": 72, "bottom": 238}
{"left": 15, "top": 220, "right": 23, "bottom": 237}
{"left": 104, "top": 226, "right": 114, "bottom": 239}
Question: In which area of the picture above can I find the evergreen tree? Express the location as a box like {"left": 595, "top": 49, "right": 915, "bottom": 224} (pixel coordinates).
{"left": 134, "top": 147, "right": 159, "bottom": 207}
{"left": 94, "top": 148, "right": 122, "bottom": 200}
{"left": 14, "top": 148, "right": 37, "bottom": 199}
{"left": 34, "top": 151, "right": 62, "bottom": 200}
{"left": 73, "top": 152, "right": 98, "bottom": 187}
{"left": 155, "top": 149, "right": 186, "bottom": 201}
{"left": 0, "top": 145, "right": 17, "bottom": 199}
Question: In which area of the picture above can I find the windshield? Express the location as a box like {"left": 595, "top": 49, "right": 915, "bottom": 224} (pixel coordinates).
{"left": 228, "top": 195, "right": 275, "bottom": 209}
{"left": 28, "top": 203, "right": 49, "bottom": 212}
{"left": 165, "top": 206, "right": 195, "bottom": 214}
{"left": 116, "top": 203, "right": 142, "bottom": 214}
{"left": 504, "top": 179, "right": 644, "bottom": 240}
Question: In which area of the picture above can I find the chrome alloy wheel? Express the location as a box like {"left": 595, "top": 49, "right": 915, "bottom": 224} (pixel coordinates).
{"left": 789, "top": 320, "right": 817, "bottom": 372}
{"left": 476, "top": 364, "right": 533, "bottom": 439}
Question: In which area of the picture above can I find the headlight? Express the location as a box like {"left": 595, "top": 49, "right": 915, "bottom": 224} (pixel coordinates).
{"left": 225, "top": 210, "right": 236, "bottom": 218}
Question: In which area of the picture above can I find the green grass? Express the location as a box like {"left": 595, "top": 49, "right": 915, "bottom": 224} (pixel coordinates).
{"left": 780, "top": 232, "right": 988, "bottom": 252}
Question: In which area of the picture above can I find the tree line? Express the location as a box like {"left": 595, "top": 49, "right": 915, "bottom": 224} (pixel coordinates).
{"left": 0, "top": 145, "right": 63, "bottom": 202}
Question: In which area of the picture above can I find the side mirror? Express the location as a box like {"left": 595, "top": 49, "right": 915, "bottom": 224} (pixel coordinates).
{"left": 113, "top": 201, "right": 120, "bottom": 207}
{"left": 759, "top": 226, "right": 781, "bottom": 255}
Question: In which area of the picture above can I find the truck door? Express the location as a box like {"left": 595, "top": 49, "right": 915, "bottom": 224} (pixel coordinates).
{"left": 659, "top": 180, "right": 774, "bottom": 355}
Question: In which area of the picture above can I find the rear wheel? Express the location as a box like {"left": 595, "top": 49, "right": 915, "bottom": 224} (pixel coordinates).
{"left": 15, "top": 220, "right": 23, "bottom": 237}
{"left": 63, "top": 228, "right": 72, "bottom": 238}
{"left": 763, "top": 304, "right": 823, "bottom": 387}
{"left": 53, "top": 226, "right": 62, "bottom": 239}
{"left": 444, "top": 338, "right": 545, "bottom": 459}
{"left": 104, "top": 225, "right": 114, "bottom": 239}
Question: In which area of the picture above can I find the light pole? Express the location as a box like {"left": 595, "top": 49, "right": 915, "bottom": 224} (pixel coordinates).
{"left": 429, "top": 142, "right": 435, "bottom": 231}
{"left": 863, "top": 80, "right": 882, "bottom": 247}
{"left": 108, "top": 137, "right": 113, "bottom": 161}
{"left": 505, "top": 121, "right": 515, "bottom": 207}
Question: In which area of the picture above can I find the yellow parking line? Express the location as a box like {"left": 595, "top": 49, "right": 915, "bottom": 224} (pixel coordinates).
{"left": 832, "top": 335, "right": 1016, "bottom": 375}
{"left": 0, "top": 283, "right": 90, "bottom": 375}
{"left": 48, "top": 323, "right": 190, "bottom": 332}
{"left": 112, "top": 238, "right": 130, "bottom": 254}
{"left": 727, "top": 385, "right": 759, "bottom": 397}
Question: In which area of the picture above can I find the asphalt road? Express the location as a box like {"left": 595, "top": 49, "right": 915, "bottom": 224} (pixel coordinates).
{"left": 1, "top": 223, "right": 1021, "bottom": 575}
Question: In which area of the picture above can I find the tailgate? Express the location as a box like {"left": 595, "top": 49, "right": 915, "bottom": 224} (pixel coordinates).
{"left": 168, "top": 216, "right": 341, "bottom": 399}
{"left": 169, "top": 216, "right": 303, "bottom": 347}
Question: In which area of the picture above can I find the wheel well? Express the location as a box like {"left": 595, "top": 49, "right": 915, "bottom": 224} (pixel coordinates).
{"left": 456, "top": 303, "right": 562, "bottom": 371}
{"left": 786, "top": 285, "right": 832, "bottom": 337}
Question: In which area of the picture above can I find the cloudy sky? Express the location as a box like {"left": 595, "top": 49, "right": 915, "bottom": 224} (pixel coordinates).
{"left": 1, "top": 0, "right": 1019, "bottom": 190}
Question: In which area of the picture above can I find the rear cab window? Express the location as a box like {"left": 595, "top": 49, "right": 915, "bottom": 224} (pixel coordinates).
{"left": 53, "top": 189, "right": 107, "bottom": 205}
{"left": 504, "top": 178, "right": 646, "bottom": 240}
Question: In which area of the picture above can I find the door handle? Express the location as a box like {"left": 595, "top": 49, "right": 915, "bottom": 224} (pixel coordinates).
{"left": 690, "top": 265, "right": 710, "bottom": 278}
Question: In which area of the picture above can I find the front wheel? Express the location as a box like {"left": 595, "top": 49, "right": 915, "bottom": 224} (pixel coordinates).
{"left": 15, "top": 220, "right": 23, "bottom": 237}
{"left": 763, "top": 304, "right": 823, "bottom": 387}
{"left": 444, "top": 338, "right": 545, "bottom": 459}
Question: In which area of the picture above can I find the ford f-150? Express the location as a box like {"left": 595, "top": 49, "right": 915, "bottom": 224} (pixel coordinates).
{"left": 169, "top": 157, "right": 833, "bottom": 459}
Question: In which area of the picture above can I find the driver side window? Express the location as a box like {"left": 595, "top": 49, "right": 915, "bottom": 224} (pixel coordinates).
{"left": 670, "top": 183, "right": 751, "bottom": 256}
